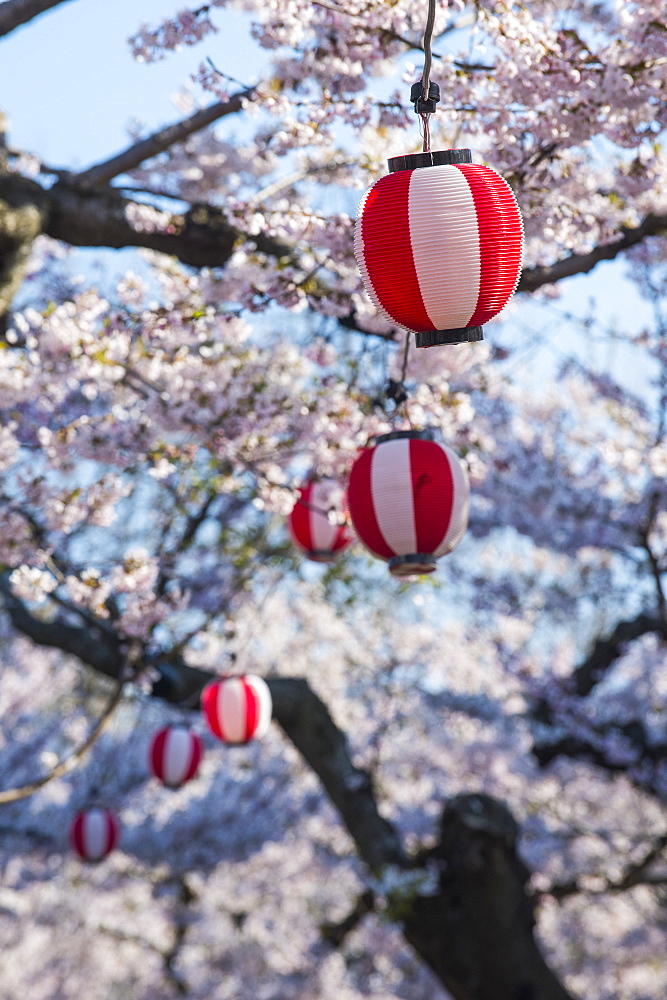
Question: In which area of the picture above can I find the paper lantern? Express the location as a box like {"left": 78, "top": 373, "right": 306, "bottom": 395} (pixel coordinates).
{"left": 288, "top": 478, "right": 352, "bottom": 562}
{"left": 201, "top": 675, "right": 272, "bottom": 744}
{"left": 149, "top": 725, "right": 204, "bottom": 788}
{"left": 347, "top": 429, "right": 469, "bottom": 576}
{"left": 70, "top": 808, "right": 120, "bottom": 862}
{"left": 354, "top": 149, "right": 523, "bottom": 347}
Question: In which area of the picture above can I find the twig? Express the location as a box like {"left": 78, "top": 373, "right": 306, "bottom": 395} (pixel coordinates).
{"left": 74, "top": 91, "right": 254, "bottom": 188}
{"left": 0, "top": 674, "right": 127, "bottom": 804}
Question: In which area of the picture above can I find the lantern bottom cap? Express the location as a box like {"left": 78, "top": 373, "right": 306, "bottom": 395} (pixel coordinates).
{"left": 415, "top": 326, "right": 483, "bottom": 348}
{"left": 304, "top": 549, "right": 339, "bottom": 563}
{"left": 388, "top": 554, "right": 437, "bottom": 577}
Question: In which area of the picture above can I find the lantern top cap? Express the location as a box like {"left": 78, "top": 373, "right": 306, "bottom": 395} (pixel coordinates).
{"left": 387, "top": 148, "right": 472, "bottom": 173}
{"left": 375, "top": 429, "right": 435, "bottom": 445}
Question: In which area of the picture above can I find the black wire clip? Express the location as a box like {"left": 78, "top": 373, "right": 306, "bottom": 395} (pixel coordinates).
{"left": 410, "top": 80, "right": 440, "bottom": 114}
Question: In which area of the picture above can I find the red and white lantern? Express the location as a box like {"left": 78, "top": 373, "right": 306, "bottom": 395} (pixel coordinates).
{"left": 347, "top": 430, "right": 469, "bottom": 576}
{"left": 288, "top": 478, "right": 352, "bottom": 563}
{"left": 149, "top": 725, "right": 204, "bottom": 788}
{"left": 201, "top": 675, "right": 272, "bottom": 744}
{"left": 355, "top": 149, "right": 523, "bottom": 347}
{"left": 70, "top": 808, "right": 120, "bottom": 862}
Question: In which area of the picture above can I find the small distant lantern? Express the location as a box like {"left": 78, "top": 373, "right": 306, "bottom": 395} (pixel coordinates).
{"left": 201, "top": 675, "right": 272, "bottom": 744}
{"left": 288, "top": 478, "right": 352, "bottom": 563}
{"left": 149, "top": 726, "right": 204, "bottom": 788}
{"left": 354, "top": 149, "right": 523, "bottom": 347}
{"left": 347, "top": 429, "right": 469, "bottom": 576}
{"left": 70, "top": 808, "right": 120, "bottom": 862}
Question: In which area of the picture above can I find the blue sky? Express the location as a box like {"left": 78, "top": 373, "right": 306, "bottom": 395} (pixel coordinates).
{"left": 0, "top": 0, "right": 257, "bottom": 166}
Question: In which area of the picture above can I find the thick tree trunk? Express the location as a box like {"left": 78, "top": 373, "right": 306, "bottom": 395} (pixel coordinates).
{"left": 404, "top": 795, "right": 574, "bottom": 1000}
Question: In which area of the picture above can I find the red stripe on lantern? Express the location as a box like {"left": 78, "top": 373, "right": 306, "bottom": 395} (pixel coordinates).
{"left": 456, "top": 164, "right": 523, "bottom": 326}
{"left": 409, "top": 439, "right": 455, "bottom": 554}
{"left": 357, "top": 170, "right": 434, "bottom": 333}
{"left": 347, "top": 448, "right": 396, "bottom": 561}
{"left": 288, "top": 487, "right": 312, "bottom": 550}
{"left": 287, "top": 479, "right": 351, "bottom": 562}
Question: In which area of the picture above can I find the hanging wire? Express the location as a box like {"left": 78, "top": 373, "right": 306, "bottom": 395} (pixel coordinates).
{"left": 421, "top": 0, "right": 437, "bottom": 103}
{"left": 419, "top": 112, "right": 431, "bottom": 153}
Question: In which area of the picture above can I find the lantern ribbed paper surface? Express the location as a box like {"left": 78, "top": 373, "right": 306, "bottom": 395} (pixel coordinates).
{"left": 288, "top": 478, "right": 352, "bottom": 562}
{"left": 201, "top": 675, "right": 272, "bottom": 744}
{"left": 149, "top": 726, "right": 204, "bottom": 788}
{"left": 347, "top": 430, "right": 469, "bottom": 576}
{"left": 70, "top": 808, "right": 120, "bottom": 862}
{"left": 355, "top": 151, "right": 523, "bottom": 347}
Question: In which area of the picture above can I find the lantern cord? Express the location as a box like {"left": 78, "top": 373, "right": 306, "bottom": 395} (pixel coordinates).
{"left": 420, "top": 112, "right": 431, "bottom": 153}
{"left": 400, "top": 329, "right": 412, "bottom": 385}
{"left": 421, "top": 0, "right": 437, "bottom": 103}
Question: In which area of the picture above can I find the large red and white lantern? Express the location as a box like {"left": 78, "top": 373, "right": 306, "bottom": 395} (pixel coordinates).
{"left": 288, "top": 478, "right": 352, "bottom": 563}
{"left": 201, "top": 675, "right": 272, "bottom": 744}
{"left": 347, "top": 430, "right": 470, "bottom": 576}
{"left": 355, "top": 149, "right": 523, "bottom": 347}
{"left": 70, "top": 808, "right": 120, "bottom": 862}
{"left": 149, "top": 725, "right": 204, "bottom": 788}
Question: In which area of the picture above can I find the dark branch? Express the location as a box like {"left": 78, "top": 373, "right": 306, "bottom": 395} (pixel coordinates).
{"left": 543, "top": 833, "right": 667, "bottom": 900}
{"left": 75, "top": 92, "right": 253, "bottom": 188}
{"left": 0, "top": 572, "right": 123, "bottom": 677}
{"left": 517, "top": 214, "right": 667, "bottom": 292}
{"left": 572, "top": 612, "right": 664, "bottom": 696}
{"left": 320, "top": 889, "right": 376, "bottom": 946}
{"left": 0, "top": 171, "right": 292, "bottom": 271}
{"left": 0, "top": 0, "right": 73, "bottom": 36}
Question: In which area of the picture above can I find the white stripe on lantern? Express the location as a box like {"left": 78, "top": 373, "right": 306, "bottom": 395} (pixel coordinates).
{"left": 434, "top": 443, "right": 471, "bottom": 557}
{"left": 217, "top": 677, "right": 247, "bottom": 743}
{"left": 409, "top": 166, "right": 480, "bottom": 330}
{"left": 371, "top": 438, "right": 417, "bottom": 556}
{"left": 309, "top": 480, "right": 339, "bottom": 552}
{"left": 163, "top": 727, "right": 193, "bottom": 786}
{"left": 84, "top": 810, "right": 109, "bottom": 861}
{"left": 250, "top": 676, "right": 273, "bottom": 740}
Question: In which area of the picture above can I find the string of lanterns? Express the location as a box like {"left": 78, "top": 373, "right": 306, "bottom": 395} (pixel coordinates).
{"left": 67, "top": 2, "right": 523, "bottom": 864}
{"left": 289, "top": 0, "right": 523, "bottom": 569}
{"left": 69, "top": 675, "right": 273, "bottom": 862}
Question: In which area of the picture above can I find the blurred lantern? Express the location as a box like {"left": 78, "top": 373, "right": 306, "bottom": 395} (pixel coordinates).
{"left": 354, "top": 149, "right": 523, "bottom": 347}
{"left": 149, "top": 725, "right": 204, "bottom": 788}
{"left": 288, "top": 477, "right": 352, "bottom": 562}
{"left": 347, "top": 429, "right": 469, "bottom": 576}
{"left": 70, "top": 808, "right": 120, "bottom": 862}
{"left": 201, "top": 675, "right": 272, "bottom": 744}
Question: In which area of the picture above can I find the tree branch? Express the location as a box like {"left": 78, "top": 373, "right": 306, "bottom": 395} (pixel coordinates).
{"left": 517, "top": 214, "right": 667, "bottom": 292}
{"left": 0, "top": 0, "right": 73, "bottom": 36}
{"left": 0, "top": 673, "right": 125, "bottom": 804}
{"left": 543, "top": 832, "right": 667, "bottom": 900}
{"left": 0, "top": 171, "right": 292, "bottom": 271}
{"left": 74, "top": 91, "right": 253, "bottom": 188}
{"left": 572, "top": 612, "right": 664, "bottom": 696}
